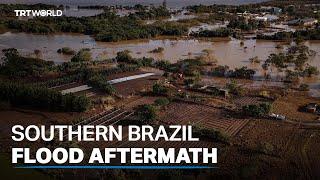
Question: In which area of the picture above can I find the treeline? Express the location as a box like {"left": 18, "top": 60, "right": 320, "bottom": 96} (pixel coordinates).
{"left": 3, "top": 10, "right": 188, "bottom": 42}
{"left": 210, "top": 65, "right": 255, "bottom": 79}
{"left": 0, "top": 48, "right": 54, "bottom": 78}
{"left": 257, "top": 29, "right": 320, "bottom": 41}
{"left": 190, "top": 28, "right": 232, "bottom": 37}
{"left": 186, "top": 4, "right": 261, "bottom": 14}
{"left": 257, "top": 32, "right": 292, "bottom": 40}
{"left": 36, "top": 64, "right": 139, "bottom": 88}
{"left": 130, "top": 6, "right": 170, "bottom": 20}
{"left": 0, "top": 82, "right": 90, "bottom": 112}
{"left": 227, "top": 17, "right": 259, "bottom": 31}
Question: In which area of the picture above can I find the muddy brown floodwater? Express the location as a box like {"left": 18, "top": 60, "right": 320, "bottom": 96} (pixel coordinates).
{"left": 0, "top": 31, "right": 319, "bottom": 96}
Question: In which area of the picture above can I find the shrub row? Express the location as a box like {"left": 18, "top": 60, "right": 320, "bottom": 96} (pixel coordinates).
{"left": 0, "top": 82, "right": 90, "bottom": 112}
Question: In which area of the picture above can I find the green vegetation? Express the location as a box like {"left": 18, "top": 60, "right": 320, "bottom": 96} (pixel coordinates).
{"left": 242, "top": 103, "right": 271, "bottom": 117}
{"left": 211, "top": 65, "right": 229, "bottom": 77}
{"left": 135, "top": 104, "right": 157, "bottom": 123}
{"left": 303, "top": 65, "right": 319, "bottom": 77}
{"left": 154, "top": 97, "right": 170, "bottom": 106}
{"left": 152, "top": 83, "right": 168, "bottom": 96}
{"left": 115, "top": 50, "right": 154, "bottom": 67}
{"left": 1, "top": 5, "right": 188, "bottom": 41}
{"left": 193, "top": 125, "right": 230, "bottom": 143}
{"left": 229, "top": 66, "right": 255, "bottom": 79}
{"left": 0, "top": 82, "right": 90, "bottom": 112}
{"left": 257, "top": 29, "right": 320, "bottom": 41}
{"left": 87, "top": 75, "right": 116, "bottom": 95}
{"left": 257, "top": 32, "right": 293, "bottom": 41}
{"left": 226, "top": 80, "right": 245, "bottom": 96}
{"left": 173, "top": 58, "right": 207, "bottom": 77}
{"left": 227, "top": 17, "right": 259, "bottom": 31}
{"left": 131, "top": 6, "right": 170, "bottom": 20}
{"left": 71, "top": 48, "right": 92, "bottom": 62}
{"left": 57, "top": 47, "right": 76, "bottom": 55}
{"left": 154, "top": 60, "right": 171, "bottom": 70}
{"left": 190, "top": 28, "right": 232, "bottom": 38}
{"left": 34, "top": 63, "right": 139, "bottom": 89}
{"left": 0, "top": 48, "right": 54, "bottom": 78}
{"left": 263, "top": 45, "right": 319, "bottom": 81}
{"left": 149, "top": 47, "right": 164, "bottom": 53}
{"left": 116, "top": 50, "right": 134, "bottom": 63}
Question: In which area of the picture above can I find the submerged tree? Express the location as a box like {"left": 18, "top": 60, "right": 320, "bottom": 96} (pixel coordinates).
{"left": 71, "top": 48, "right": 92, "bottom": 62}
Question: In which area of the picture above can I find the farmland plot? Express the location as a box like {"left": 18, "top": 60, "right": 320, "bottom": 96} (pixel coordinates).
{"left": 160, "top": 102, "right": 249, "bottom": 136}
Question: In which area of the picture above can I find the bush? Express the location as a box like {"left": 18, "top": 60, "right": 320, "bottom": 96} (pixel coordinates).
{"left": 154, "top": 60, "right": 171, "bottom": 70}
{"left": 135, "top": 104, "right": 157, "bottom": 124}
{"left": 149, "top": 47, "right": 164, "bottom": 53}
{"left": 193, "top": 126, "right": 230, "bottom": 143}
{"left": 229, "top": 66, "right": 255, "bottom": 79}
{"left": 115, "top": 50, "right": 134, "bottom": 63}
{"left": 242, "top": 103, "right": 271, "bottom": 117}
{"left": 0, "top": 48, "right": 54, "bottom": 78}
{"left": 137, "top": 57, "right": 154, "bottom": 67}
{"left": 190, "top": 28, "right": 232, "bottom": 37}
{"left": 211, "top": 65, "right": 229, "bottom": 77}
{"left": 226, "top": 80, "right": 245, "bottom": 96}
{"left": 154, "top": 98, "right": 170, "bottom": 106}
{"left": 57, "top": 47, "right": 75, "bottom": 55}
{"left": 303, "top": 66, "right": 319, "bottom": 77}
{"left": 152, "top": 83, "right": 168, "bottom": 96}
{"left": 71, "top": 48, "right": 92, "bottom": 62}
{"left": 87, "top": 75, "right": 116, "bottom": 95}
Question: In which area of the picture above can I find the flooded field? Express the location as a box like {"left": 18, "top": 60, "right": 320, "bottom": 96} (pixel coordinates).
{"left": 0, "top": 31, "right": 319, "bottom": 96}
{"left": 1, "top": 31, "right": 320, "bottom": 67}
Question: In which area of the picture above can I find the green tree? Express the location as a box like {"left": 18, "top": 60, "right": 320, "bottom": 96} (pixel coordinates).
{"left": 154, "top": 98, "right": 170, "bottom": 106}
{"left": 116, "top": 50, "right": 134, "bottom": 63}
{"left": 242, "top": 103, "right": 271, "bottom": 117}
{"left": 152, "top": 83, "right": 168, "bottom": 96}
{"left": 71, "top": 48, "right": 92, "bottom": 62}
{"left": 135, "top": 104, "right": 157, "bottom": 123}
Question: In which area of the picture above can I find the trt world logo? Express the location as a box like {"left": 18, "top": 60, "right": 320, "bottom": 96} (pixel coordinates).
{"left": 14, "top": 10, "right": 63, "bottom": 17}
